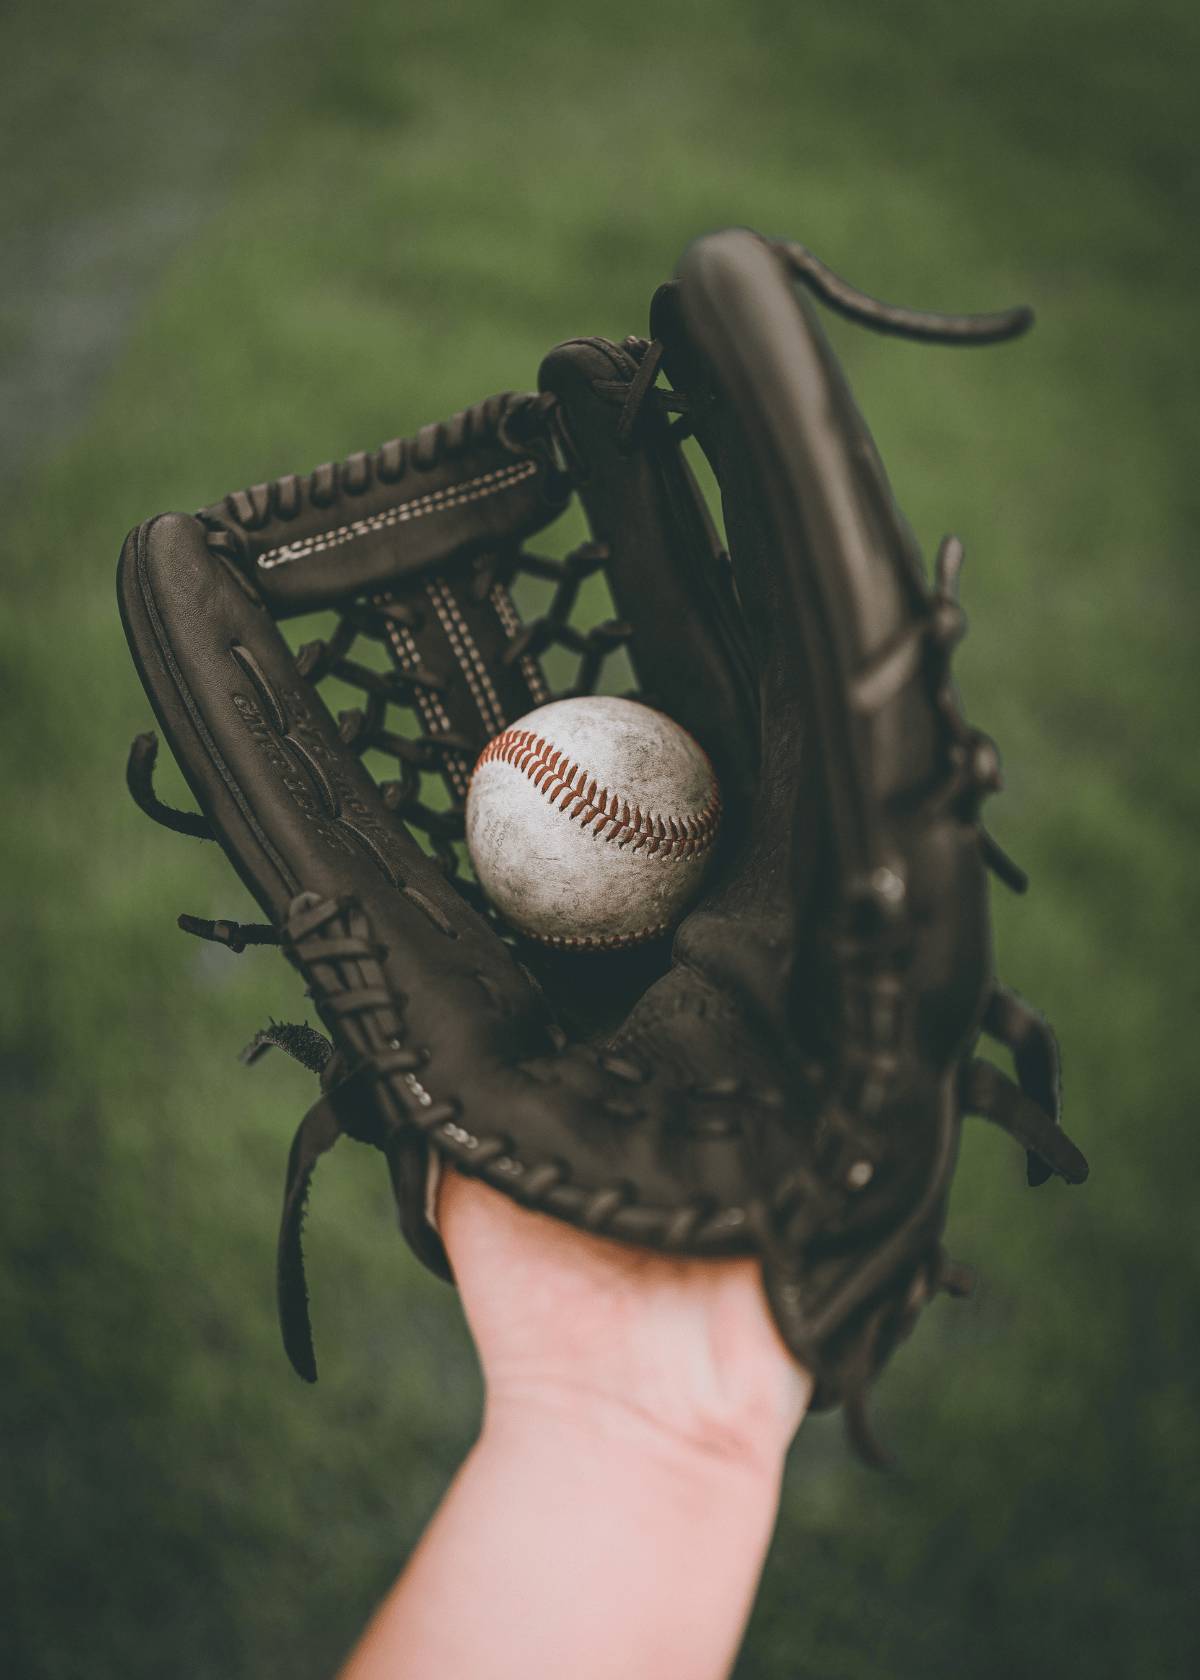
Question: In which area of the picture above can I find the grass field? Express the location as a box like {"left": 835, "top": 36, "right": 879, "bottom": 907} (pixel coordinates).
{"left": 3, "top": 1, "right": 1197, "bottom": 1675}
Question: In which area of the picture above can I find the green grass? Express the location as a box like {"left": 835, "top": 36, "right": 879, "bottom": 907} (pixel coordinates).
{"left": 3, "top": 0, "right": 1197, "bottom": 1675}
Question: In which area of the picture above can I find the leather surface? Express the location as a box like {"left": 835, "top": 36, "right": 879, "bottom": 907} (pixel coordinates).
{"left": 202, "top": 392, "right": 566, "bottom": 617}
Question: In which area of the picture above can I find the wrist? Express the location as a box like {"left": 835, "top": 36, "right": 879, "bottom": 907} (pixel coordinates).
{"left": 464, "top": 1386, "right": 787, "bottom": 1680}
{"left": 346, "top": 1341, "right": 799, "bottom": 1680}
{"left": 481, "top": 1374, "right": 797, "bottom": 1490}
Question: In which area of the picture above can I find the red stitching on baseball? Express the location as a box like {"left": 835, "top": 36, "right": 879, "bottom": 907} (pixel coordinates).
{"left": 472, "top": 726, "right": 721, "bottom": 860}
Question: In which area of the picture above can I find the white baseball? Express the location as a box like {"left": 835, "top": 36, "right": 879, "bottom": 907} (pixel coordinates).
{"left": 465, "top": 696, "right": 721, "bottom": 949}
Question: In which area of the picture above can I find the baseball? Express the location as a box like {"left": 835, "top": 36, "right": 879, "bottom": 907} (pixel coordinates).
{"left": 465, "top": 696, "right": 721, "bottom": 949}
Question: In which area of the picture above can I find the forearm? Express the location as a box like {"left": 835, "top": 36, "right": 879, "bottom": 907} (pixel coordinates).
{"left": 339, "top": 1392, "right": 792, "bottom": 1680}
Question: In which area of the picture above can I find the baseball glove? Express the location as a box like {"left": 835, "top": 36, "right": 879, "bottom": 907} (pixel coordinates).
{"left": 118, "top": 227, "right": 1088, "bottom": 1464}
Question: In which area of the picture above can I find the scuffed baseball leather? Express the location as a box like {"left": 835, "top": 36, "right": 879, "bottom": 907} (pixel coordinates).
{"left": 118, "top": 230, "right": 1087, "bottom": 1463}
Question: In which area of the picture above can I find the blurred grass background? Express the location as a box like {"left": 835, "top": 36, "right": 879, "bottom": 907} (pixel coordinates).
{"left": 2, "top": 0, "right": 1196, "bottom": 1675}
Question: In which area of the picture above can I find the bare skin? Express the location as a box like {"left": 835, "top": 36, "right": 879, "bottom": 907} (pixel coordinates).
{"left": 339, "top": 1169, "right": 812, "bottom": 1680}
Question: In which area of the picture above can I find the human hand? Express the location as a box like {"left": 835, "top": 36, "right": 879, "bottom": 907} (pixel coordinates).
{"left": 437, "top": 1166, "right": 812, "bottom": 1475}
{"left": 339, "top": 1168, "right": 811, "bottom": 1680}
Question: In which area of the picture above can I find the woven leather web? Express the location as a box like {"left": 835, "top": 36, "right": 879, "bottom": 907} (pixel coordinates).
{"left": 278, "top": 527, "right": 640, "bottom": 916}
